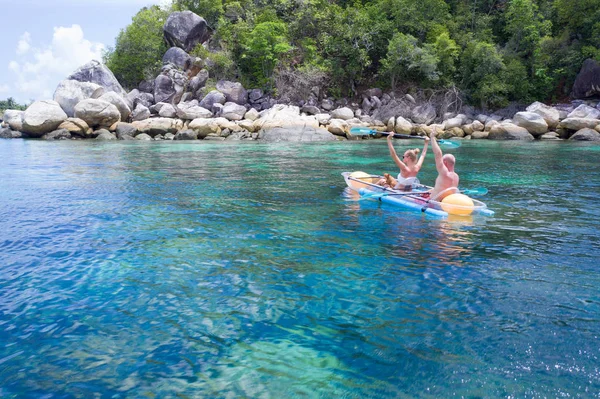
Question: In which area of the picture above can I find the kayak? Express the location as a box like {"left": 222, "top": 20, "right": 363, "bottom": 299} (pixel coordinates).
{"left": 342, "top": 171, "right": 494, "bottom": 218}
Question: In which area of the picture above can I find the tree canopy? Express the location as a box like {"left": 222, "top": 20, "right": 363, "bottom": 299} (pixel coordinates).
{"left": 106, "top": 0, "right": 600, "bottom": 108}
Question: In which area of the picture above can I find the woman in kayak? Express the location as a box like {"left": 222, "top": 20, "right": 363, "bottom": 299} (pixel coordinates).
{"left": 377, "top": 133, "right": 430, "bottom": 190}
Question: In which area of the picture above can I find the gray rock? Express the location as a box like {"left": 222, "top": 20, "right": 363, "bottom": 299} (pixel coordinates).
{"left": 53, "top": 79, "right": 105, "bottom": 117}
{"left": 526, "top": 102, "right": 560, "bottom": 128}
{"left": 258, "top": 126, "right": 337, "bottom": 142}
{"left": 488, "top": 123, "right": 535, "bottom": 140}
{"left": 559, "top": 118, "right": 600, "bottom": 131}
{"left": 174, "top": 129, "right": 198, "bottom": 140}
{"left": 68, "top": 60, "right": 125, "bottom": 95}
{"left": 331, "top": 107, "right": 354, "bottom": 120}
{"left": 74, "top": 99, "right": 121, "bottom": 128}
{"left": 411, "top": 104, "right": 436, "bottom": 124}
{"left": 248, "top": 89, "right": 264, "bottom": 102}
{"left": 99, "top": 92, "right": 131, "bottom": 121}
{"left": 571, "top": 58, "right": 600, "bottom": 99}
{"left": 199, "top": 90, "right": 226, "bottom": 109}
{"left": 221, "top": 102, "right": 247, "bottom": 121}
{"left": 22, "top": 100, "right": 68, "bottom": 137}
{"left": 162, "top": 47, "right": 192, "bottom": 69}
{"left": 163, "top": 11, "right": 210, "bottom": 52}
{"left": 321, "top": 98, "right": 334, "bottom": 111}
{"left": 42, "top": 129, "right": 72, "bottom": 140}
{"left": 95, "top": 130, "right": 117, "bottom": 140}
{"left": 216, "top": 80, "right": 247, "bottom": 105}
{"left": 189, "top": 71, "right": 209, "bottom": 93}
{"left": 567, "top": 104, "right": 600, "bottom": 119}
{"left": 138, "top": 80, "right": 154, "bottom": 93}
{"left": 131, "top": 104, "right": 151, "bottom": 121}
{"left": 158, "top": 103, "right": 178, "bottom": 118}
{"left": 301, "top": 105, "right": 320, "bottom": 115}
{"left": 135, "top": 133, "right": 153, "bottom": 140}
{"left": 513, "top": 111, "right": 549, "bottom": 136}
{"left": 0, "top": 127, "right": 22, "bottom": 139}
{"left": 58, "top": 118, "right": 91, "bottom": 137}
{"left": 569, "top": 128, "right": 600, "bottom": 141}
{"left": 115, "top": 122, "right": 138, "bottom": 139}
{"left": 154, "top": 75, "right": 177, "bottom": 104}
{"left": 2, "top": 110, "right": 24, "bottom": 131}
{"left": 176, "top": 100, "right": 212, "bottom": 119}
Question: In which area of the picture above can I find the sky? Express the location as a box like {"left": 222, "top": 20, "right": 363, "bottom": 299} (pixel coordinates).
{"left": 0, "top": 0, "right": 169, "bottom": 104}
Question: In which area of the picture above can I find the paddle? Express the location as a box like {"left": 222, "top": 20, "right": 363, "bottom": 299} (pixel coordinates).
{"left": 349, "top": 127, "right": 461, "bottom": 148}
{"left": 461, "top": 187, "right": 488, "bottom": 196}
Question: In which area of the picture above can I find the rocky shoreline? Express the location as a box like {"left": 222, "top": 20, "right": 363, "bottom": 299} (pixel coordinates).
{"left": 2, "top": 10, "right": 600, "bottom": 143}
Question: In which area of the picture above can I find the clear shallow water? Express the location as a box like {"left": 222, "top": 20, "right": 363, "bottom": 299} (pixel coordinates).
{"left": 1, "top": 138, "right": 599, "bottom": 398}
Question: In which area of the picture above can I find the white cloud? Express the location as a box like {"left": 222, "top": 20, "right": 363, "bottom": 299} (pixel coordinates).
{"left": 0, "top": 84, "right": 9, "bottom": 93}
{"left": 8, "top": 24, "right": 105, "bottom": 101}
{"left": 16, "top": 32, "right": 31, "bottom": 55}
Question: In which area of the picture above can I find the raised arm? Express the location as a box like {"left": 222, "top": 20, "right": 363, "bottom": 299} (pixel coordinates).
{"left": 387, "top": 134, "right": 407, "bottom": 171}
{"left": 415, "top": 136, "right": 430, "bottom": 169}
{"left": 430, "top": 130, "right": 446, "bottom": 173}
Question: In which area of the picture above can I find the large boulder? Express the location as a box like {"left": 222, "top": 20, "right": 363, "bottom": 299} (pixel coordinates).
{"left": 488, "top": 123, "right": 534, "bottom": 140}
{"left": 188, "top": 118, "right": 221, "bottom": 137}
{"left": 525, "top": 102, "right": 560, "bottom": 128}
{"left": 131, "top": 104, "right": 151, "bottom": 121}
{"left": 0, "top": 127, "right": 22, "bottom": 139}
{"left": 162, "top": 46, "right": 192, "bottom": 69}
{"left": 567, "top": 104, "right": 600, "bottom": 119}
{"left": 58, "top": 118, "right": 91, "bottom": 137}
{"left": 253, "top": 104, "right": 319, "bottom": 131}
{"left": 513, "top": 111, "right": 548, "bottom": 136}
{"left": 199, "top": 90, "right": 226, "bottom": 109}
{"left": 158, "top": 103, "right": 177, "bottom": 118}
{"left": 569, "top": 128, "right": 600, "bottom": 141}
{"left": 53, "top": 79, "right": 105, "bottom": 117}
{"left": 154, "top": 75, "right": 177, "bottom": 104}
{"left": 331, "top": 107, "right": 354, "bottom": 120}
{"left": 98, "top": 92, "right": 131, "bottom": 121}
{"left": 571, "top": 59, "right": 600, "bottom": 99}
{"left": 131, "top": 117, "right": 183, "bottom": 137}
{"left": 74, "top": 99, "right": 121, "bottom": 128}
{"left": 221, "top": 102, "right": 247, "bottom": 121}
{"left": 216, "top": 80, "right": 247, "bottom": 105}
{"left": 22, "top": 100, "right": 68, "bottom": 137}
{"left": 258, "top": 126, "right": 337, "bottom": 142}
{"left": 558, "top": 118, "right": 600, "bottom": 131}
{"left": 176, "top": 100, "right": 212, "bottom": 119}
{"left": 68, "top": 60, "right": 125, "bottom": 95}
{"left": 395, "top": 116, "right": 412, "bottom": 135}
{"left": 127, "top": 89, "right": 154, "bottom": 109}
{"left": 163, "top": 11, "right": 211, "bottom": 52}
{"left": 411, "top": 103, "right": 436, "bottom": 124}
{"left": 2, "top": 110, "right": 24, "bottom": 131}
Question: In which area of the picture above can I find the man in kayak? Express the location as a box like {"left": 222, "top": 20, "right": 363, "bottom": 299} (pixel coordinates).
{"left": 377, "top": 133, "right": 430, "bottom": 190}
{"left": 429, "top": 129, "right": 459, "bottom": 200}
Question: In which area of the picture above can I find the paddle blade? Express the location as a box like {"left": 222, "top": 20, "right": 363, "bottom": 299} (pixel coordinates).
{"left": 461, "top": 187, "right": 488, "bottom": 196}
{"left": 349, "top": 127, "right": 377, "bottom": 135}
{"left": 439, "top": 139, "right": 461, "bottom": 148}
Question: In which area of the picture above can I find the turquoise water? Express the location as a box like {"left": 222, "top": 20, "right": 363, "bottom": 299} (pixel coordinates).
{"left": 1, "top": 138, "right": 600, "bottom": 398}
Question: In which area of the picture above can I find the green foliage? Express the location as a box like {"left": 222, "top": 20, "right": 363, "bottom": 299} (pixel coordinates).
{"left": 106, "top": 0, "right": 600, "bottom": 108}
{"left": 381, "top": 33, "right": 439, "bottom": 89}
{"left": 239, "top": 20, "right": 293, "bottom": 88}
{"left": 461, "top": 41, "right": 509, "bottom": 108}
{"left": 0, "top": 97, "right": 28, "bottom": 113}
{"left": 104, "top": 6, "right": 169, "bottom": 89}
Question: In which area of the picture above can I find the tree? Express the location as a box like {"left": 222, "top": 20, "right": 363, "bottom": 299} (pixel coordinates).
{"left": 239, "top": 20, "right": 293, "bottom": 88}
{"left": 461, "top": 41, "right": 508, "bottom": 108}
{"left": 104, "top": 6, "right": 170, "bottom": 89}
{"left": 381, "top": 33, "right": 439, "bottom": 89}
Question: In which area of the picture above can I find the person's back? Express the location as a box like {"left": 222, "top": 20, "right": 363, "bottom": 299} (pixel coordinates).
{"left": 429, "top": 131, "right": 459, "bottom": 200}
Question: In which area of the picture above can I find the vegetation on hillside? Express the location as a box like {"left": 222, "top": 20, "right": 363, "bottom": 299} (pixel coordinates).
{"left": 0, "top": 98, "right": 28, "bottom": 114}
{"left": 103, "top": 0, "right": 600, "bottom": 109}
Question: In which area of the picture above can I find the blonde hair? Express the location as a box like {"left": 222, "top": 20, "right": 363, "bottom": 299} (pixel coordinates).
{"left": 404, "top": 148, "right": 420, "bottom": 162}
